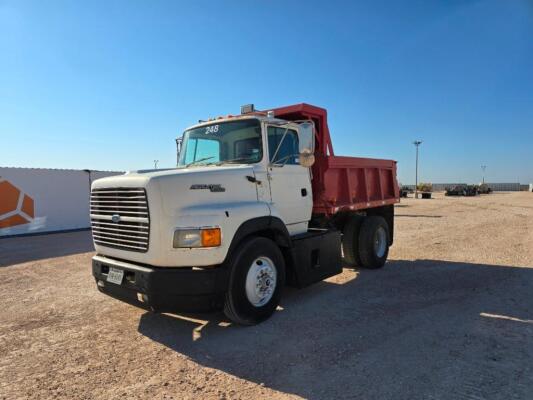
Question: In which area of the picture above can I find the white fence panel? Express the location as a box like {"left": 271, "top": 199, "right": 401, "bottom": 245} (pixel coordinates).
{"left": 486, "top": 183, "right": 521, "bottom": 192}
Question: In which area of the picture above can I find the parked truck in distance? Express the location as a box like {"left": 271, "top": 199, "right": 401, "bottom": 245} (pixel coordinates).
{"left": 91, "top": 103, "right": 400, "bottom": 325}
{"left": 477, "top": 183, "right": 492, "bottom": 194}
{"left": 417, "top": 183, "right": 433, "bottom": 199}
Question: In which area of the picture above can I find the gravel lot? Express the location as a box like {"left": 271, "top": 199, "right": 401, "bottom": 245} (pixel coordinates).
{"left": 1, "top": 192, "right": 532, "bottom": 400}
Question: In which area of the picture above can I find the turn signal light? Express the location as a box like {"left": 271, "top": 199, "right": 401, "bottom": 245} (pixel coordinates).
{"left": 201, "top": 228, "right": 221, "bottom": 247}
{"left": 173, "top": 227, "right": 222, "bottom": 248}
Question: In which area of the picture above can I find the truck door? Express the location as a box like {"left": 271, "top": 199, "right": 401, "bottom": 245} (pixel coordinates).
{"left": 266, "top": 125, "right": 312, "bottom": 235}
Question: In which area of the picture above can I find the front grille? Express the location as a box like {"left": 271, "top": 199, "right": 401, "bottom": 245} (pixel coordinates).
{"left": 90, "top": 188, "right": 149, "bottom": 252}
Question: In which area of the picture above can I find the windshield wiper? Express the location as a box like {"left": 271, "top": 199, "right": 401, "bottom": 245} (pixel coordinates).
{"left": 185, "top": 156, "right": 215, "bottom": 167}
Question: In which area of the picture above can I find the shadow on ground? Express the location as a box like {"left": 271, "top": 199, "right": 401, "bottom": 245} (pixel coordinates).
{"left": 0, "top": 230, "right": 94, "bottom": 267}
{"left": 396, "top": 214, "right": 443, "bottom": 218}
{"left": 138, "top": 259, "right": 533, "bottom": 400}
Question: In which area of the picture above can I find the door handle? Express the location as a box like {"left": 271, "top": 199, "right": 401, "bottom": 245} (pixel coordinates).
{"left": 246, "top": 175, "right": 261, "bottom": 184}
{"left": 301, "top": 188, "right": 307, "bottom": 197}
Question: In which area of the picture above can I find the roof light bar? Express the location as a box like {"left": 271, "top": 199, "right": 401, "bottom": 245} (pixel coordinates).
{"left": 241, "top": 104, "right": 255, "bottom": 114}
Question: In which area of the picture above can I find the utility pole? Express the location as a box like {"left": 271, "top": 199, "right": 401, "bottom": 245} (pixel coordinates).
{"left": 481, "top": 165, "right": 487, "bottom": 184}
{"left": 413, "top": 141, "right": 422, "bottom": 198}
{"left": 154, "top": 160, "right": 159, "bottom": 169}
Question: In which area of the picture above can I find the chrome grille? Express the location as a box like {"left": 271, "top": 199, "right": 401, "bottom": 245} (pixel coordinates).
{"left": 90, "top": 188, "right": 149, "bottom": 252}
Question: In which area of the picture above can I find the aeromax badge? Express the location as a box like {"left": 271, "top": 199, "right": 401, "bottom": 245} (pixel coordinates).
{"left": 190, "top": 184, "right": 226, "bottom": 193}
{"left": 111, "top": 214, "right": 121, "bottom": 223}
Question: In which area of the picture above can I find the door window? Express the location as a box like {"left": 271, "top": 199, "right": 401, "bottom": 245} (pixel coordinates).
{"left": 268, "top": 127, "right": 299, "bottom": 165}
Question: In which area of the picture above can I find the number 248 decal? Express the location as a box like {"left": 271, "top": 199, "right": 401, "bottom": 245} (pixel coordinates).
{"left": 205, "top": 125, "right": 219, "bottom": 134}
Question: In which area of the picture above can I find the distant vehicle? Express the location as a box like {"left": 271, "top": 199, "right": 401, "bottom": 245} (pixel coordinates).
{"left": 445, "top": 184, "right": 480, "bottom": 197}
{"left": 90, "top": 103, "right": 400, "bottom": 325}
{"left": 477, "top": 183, "right": 492, "bottom": 194}
{"left": 465, "top": 185, "right": 479, "bottom": 196}
{"left": 417, "top": 183, "right": 432, "bottom": 199}
{"left": 445, "top": 185, "right": 464, "bottom": 196}
{"left": 400, "top": 185, "right": 412, "bottom": 198}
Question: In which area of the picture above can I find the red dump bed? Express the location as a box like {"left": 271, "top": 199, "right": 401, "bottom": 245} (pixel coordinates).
{"left": 271, "top": 103, "right": 400, "bottom": 216}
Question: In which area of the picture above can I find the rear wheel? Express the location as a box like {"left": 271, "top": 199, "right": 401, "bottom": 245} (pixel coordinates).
{"left": 358, "top": 216, "right": 390, "bottom": 269}
{"left": 224, "top": 237, "right": 285, "bottom": 325}
{"left": 342, "top": 215, "right": 363, "bottom": 267}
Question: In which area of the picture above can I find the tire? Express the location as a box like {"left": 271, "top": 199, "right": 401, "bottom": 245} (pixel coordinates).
{"left": 358, "top": 216, "right": 390, "bottom": 269}
{"left": 342, "top": 216, "right": 363, "bottom": 267}
{"left": 223, "top": 237, "right": 285, "bottom": 325}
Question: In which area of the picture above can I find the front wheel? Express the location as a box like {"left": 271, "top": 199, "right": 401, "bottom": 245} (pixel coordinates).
{"left": 224, "top": 237, "right": 285, "bottom": 325}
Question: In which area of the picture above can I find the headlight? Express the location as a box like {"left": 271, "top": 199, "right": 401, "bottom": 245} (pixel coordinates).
{"left": 173, "top": 227, "right": 221, "bottom": 248}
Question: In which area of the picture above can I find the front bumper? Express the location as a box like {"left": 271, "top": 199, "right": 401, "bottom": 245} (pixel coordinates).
{"left": 92, "top": 255, "right": 229, "bottom": 312}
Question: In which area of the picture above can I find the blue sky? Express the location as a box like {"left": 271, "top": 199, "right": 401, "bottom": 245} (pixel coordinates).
{"left": 1, "top": 0, "right": 532, "bottom": 184}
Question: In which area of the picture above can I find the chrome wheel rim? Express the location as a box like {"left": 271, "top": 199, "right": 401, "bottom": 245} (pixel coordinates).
{"left": 374, "top": 226, "right": 387, "bottom": 258}
{"left": 245, "top": 256, "right": 277, "bottom": 307}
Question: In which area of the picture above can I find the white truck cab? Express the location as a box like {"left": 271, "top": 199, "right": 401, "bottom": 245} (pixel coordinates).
{"left": 92, "top": 114, "right": 313, "bottom": 266}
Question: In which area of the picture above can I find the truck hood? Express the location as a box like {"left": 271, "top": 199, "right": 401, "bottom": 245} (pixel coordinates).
{"left": 90, "top": 163, "right": 271, "bottom": 267}
{"left": 94, "top": 164, "right": 254, "bottom": 181}
{"left": 92, "top": 164, "right": 260, "bottom": 216}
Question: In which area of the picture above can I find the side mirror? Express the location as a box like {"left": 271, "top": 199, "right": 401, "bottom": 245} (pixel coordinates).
{"left": 298, "top": 122, "right": 315, "bottom": 167}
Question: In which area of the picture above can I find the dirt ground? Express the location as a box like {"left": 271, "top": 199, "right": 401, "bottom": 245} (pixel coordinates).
{"left": 1, "top": 192, "right": 532, "bottom": 400}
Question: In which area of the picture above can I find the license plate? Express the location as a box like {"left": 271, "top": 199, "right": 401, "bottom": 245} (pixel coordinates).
{"left": 107, "top": 267, "right": 124, "bottom": 285}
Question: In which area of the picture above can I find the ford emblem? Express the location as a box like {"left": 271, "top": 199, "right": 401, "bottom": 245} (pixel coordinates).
{"left": 111, "top": 214, "right": 121, "bottom": 223}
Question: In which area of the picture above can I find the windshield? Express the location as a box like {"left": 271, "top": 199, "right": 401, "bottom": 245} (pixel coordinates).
{"left": 178, "top": 119, "right": 263, "bottom": 166}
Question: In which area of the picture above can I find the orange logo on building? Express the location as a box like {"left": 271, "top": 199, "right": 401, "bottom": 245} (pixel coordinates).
{"left": 0, "top": 179, "right": 35, "bottom": 229}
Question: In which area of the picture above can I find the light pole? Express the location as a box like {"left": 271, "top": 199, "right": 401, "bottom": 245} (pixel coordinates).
{"left": 154, "top": 160, "right": 159, "bottom": 169}
{"left": 413, "top": 140, "right": 422, "bottom": 198}
{"left": 481, "top": 165, "right": 487, "bottom": 184}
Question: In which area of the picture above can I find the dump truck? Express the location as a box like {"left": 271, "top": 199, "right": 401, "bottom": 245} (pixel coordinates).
{"left": 91, "top": 103, "right": 400, "bottom": 325}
